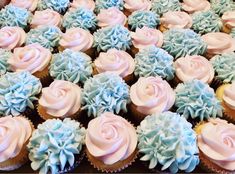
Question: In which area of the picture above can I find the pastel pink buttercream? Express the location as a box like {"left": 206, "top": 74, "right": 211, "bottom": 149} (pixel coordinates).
{"left": 202, "top": 32, "right": 235, "bottom": 55}
{"left": 69, "top": 0, "right": 95, "bottom": 11}
{"left": 10, "top": 0, "right": 38, "bottom": 11}
{"left": 130, "top": 76, "right": 175, "bottom": 115}
{"left": 8, "top": 43, "right": 51, "bottom": 74}
{"left": 181, "top": 0, "right": 211, "bottom": 14}
{"left": 86, "top": 112, "right": 137, "bottom": 165}
{"left": 174, "top": 55, "right": 214, "bottom": 84}
{"left": 198, "top": 118, "right": 235, "bottom": 171}
{"left": 131, "top": 26, "right": 163, "bottom": 49}
{"left": 0, "top": 26, "right": 26, "bottom": 50}
{"left": 124, "top": 0, "right": 151, "bottom": 12}
{"left": 0, "top": 116, "right": 32, "bottom": 163}
{"left": 222, "top": 11, "right": 235, "bottom": 29}
{"left": 59, "top": 28, "right": 93, "bottom": 52}
{"left": 94, "top": 49, "right": 135, "bottom": 78}
{"left": 223, "top": 82, "right": 235, "bottom": 110}
{"left": 38, "top": 80, "right": 82, "bottom": 117}
{"left": 30, "top": 9, "right": 62, "bottom": 28}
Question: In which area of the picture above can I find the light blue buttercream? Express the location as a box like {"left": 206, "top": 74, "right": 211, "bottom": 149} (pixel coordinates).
{"left": 151, "top": 0, "right": 181, "bottom": 16}
{"left": 231, "top": 28, "right": 235, "bottom": 38}
{"left": 211, "top": 0, "right": 235, "bottom": 16}
{"left": 0, "top": 49, "right": 12, "bottom": 76}
{"left": 95, "top": 0, "right": 124, "bottom": 13}
{"left": 37, "top": 0, "right": 70, "bottom": 13}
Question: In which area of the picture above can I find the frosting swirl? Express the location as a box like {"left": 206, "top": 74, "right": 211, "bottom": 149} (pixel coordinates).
{"left": 86, "top": 112, "right": 137, "bottom": 165}
{"left": 124, "top": 0, "right": 151, "bottom": 12}
{"left": 222, "top": 11, "right": 235, "bottom": 29}
{"left": 10, "top": 0, "right": 38, "bottom": 11}
{"left": 59, "top": 28, "right": 93, "bottom": 52}
{"left": 95, "top": 0, "right": 124, "bottom": 13}
{"left": 0, "top": 49, "right": 11, "bottom": 76}
{"left": 198, "top": 118, "right": 235, "bottom": 171}
{"left": 151, "top": 0, "right": 181, "bottom": 16}
{"left": 181, "top": 0, "right": 211, "bottom": 14}
{"left": 36, "top": 0, "right": 70, "bottom": 13}
{"left": 223, "top": 82, "right": 235, "bottom": 110}
{"left": 174, "top": 55, "right": 214, "bottom": 84}
{"left": 70, "top": 0, "right": 95, "bottom": 11}
{"left": 211, "top": 0, "right": 235, "bottom": 16}
{"left": 0, "top": 26, "right": 26, "bottom": 50}
{"left": 130, "top": 76, "right": 175, "bottom": 115}
{"left": 231, "top": 28, "right": 235, "bottom": 38}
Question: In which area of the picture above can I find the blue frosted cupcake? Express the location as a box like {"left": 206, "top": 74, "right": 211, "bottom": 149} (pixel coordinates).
{"left": 95, "top": 0, "right": 124, "bottom": 13}
{"left": 162, "top": 29, "right": 207, "bottom": 59}
{"left": 0, "top": 49, "right": 12, "bottom": 76}
{"left": 28, "top": 118, "right": 86, "bottom": 174}
{"left": 36, "top": 0, "right": 70, "bottom": 14}
{"left": 93, "top": 24, "right": 132, "bottom": 52}
{"left": 151, "top": 0, "right": 181, "bottom": 16}
{"left": 210, "top": 0, "right": 235, "bottom": 16}
{"left": 128, "top": 10, "right": 160, "bottom": 31}
{"left": 137, "top": 111, "right": 199, "bottom": 173}
{"left": 49, "top": 49, "right": 93, "bottom": 85}
{"left": 62, "top": 8, "right": 97, "bottom": 31}
{"left": 134, "top": 46, "right": 175, "bottom": 81}
{"left": 82, "top": 72, "right": 130, "bottom": 117}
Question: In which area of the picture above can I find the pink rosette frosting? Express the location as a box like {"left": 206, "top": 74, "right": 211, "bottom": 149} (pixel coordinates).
{"left": 130, "top": 76, "right": 175, "bottom": 115}
{"left": 202, "top": 32, "right": 235, "bottom": 55}
{"left": 86, "top": 112, "right": 137, "bottom": 165}
{"left": 223, "top": 82, "right": 235, "bottom": 110}
{"left": 222, "top": 11, "right": 235, "bottom": 29}
{"left": 181, "top": 0, "right": 211, "bottom": 13}
{"left": 94, "top": 49, "right": 135, "bottom": 78}
{"left": 198, "top": 118, "right": 235, "bottom": 171}
{"left": 8, "top": 43, "right": 51, "bottom": 74}
{"left": 10, "top": 0, "right": 38, "bottom": 11}
{"left": 59, "top": 28, "right": 93, "bottom": 52}
{"left": 38, "top": 80, "right": 81, "bottom": 117}
{"left": 0, "top": 116, "right": 32, "bottom": 163}
{"left": 30, "top": 9, "right": 62, "bottom": 28}
{"left": 69, "top": 0, "right": 95, "bottom": 11}
{"left": 160, "top": 11, "right": 192, "bottom": 29}
{"left": 124, "top": 0, "right": 151, "bottom": 12}
{"left": 97, "top": 7, "right": 127, "bottom": 28}
{"left": 131, "top": 26, "right": 163, "bottom": 49}
{"left": 174, "top": 55, "right": 214, "bottom": 84}
{"left": 0, "top": 26, "right": 26, "bottom": 50}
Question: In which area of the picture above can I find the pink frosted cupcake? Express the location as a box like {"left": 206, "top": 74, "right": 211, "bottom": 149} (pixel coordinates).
{"left": 123, "top": 0, "right": 151, "bottom": 16}
{"left": 181, "top": 0, "right": 211, "bottom": 14}
{"left": 222, "top": 11, "right": 235, "bottom": 33}
{"left": 10, "top": 0, "right": 38, "bottom": 12}
{"left": 69, "top": 0, "right": 95, "bottom": 11}
{"left": 0, "top": 26, "right": 26, "bottom": 50}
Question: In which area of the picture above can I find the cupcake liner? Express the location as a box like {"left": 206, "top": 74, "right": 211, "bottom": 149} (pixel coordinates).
{"left": 129, "top": 103, "right": 147, "bottom": 123}
{"left": 210, "top": 77, "right": 223, "bottom": 91}
{"left": 203, "top": 52, "right": 215, "bottom": 60}
{"left": 130, "top": 46, "right": 139, "bottom": 57}
{"left": 222, "top": 25, "right": 231, "bottom": 34}
{"left": 33, "top": 66, "right": 53, "bottom": 87}
{"left": 221, "top": 101, "right": 235, "bottom": 124}
{"left": 123, "top": 9, "right": 132, "bottom": 17}
{"left": 159, "top": 25, "right": 168, "bottom": 33}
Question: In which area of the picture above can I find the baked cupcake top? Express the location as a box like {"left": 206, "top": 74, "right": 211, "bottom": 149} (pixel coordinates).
{"left": 93, "top": 25, "right": 132, "bottom": 52}
{"left": 151, "top": 0, "right": 181, "bottom": 16}
{"left": 94, "top": 49, "right": 135, "bottom": 78}
{"left": 0, "top": 49, "right": 11, "bottom": 76}
{"left": 128, "top": 10, "right": 160, "bottom": 31}
{"left": 28, "top": 118, "right": 85, "bottom": 174}
{"left": 0, "top": 26, "right": 26, "bottom": 50}
{"left": 49, "top": 49, "right": 92, "bottom": 84}
{"left": 0, "top": 71, "right": 42, "bottom": 116}
{"left": 192, "top": 10, "right": 222, "bottom": 34}
{"left": 70, "top": 0, "right": 95, "bottom": 11}
{"left": 174, "top": 55, "right": 214, "bottom": 84}
{"left": 211, "top": 52, "right": 235, "bottom": 83}
{"left": 0, "top": 116, "right": 33, "bottom": 163}
{"left": 82, "top": 72, "right": 130, "bottom": 117}
{"left": 211, "top": 0, "right": 235, "bottom": 16}
{"left": 131, "top": 27, "right": 163, "bottom": 49}
{"left": 197, "top": 118, "right": 235, "bottom": 171}
{"left": 175, "top": 79, "right": 222, "bottom": 121}
{"left": 135, "top": 46, "right": 175, "bottom": 80}
{"left": 181, "top": 0, "right": 211, "bottom": 14}
{"left": 124, "top": 0, "right": 151, "bottom": 12}
{"left": 30, "top": 9, "right": 62, "bottom": 28}
{"left": 137, "top": 111, "right": 199, "bottom": 173}
{"left": 36, "top": 0, "right": 70, "bottom": 14}
{"left": 160, "top": 11, "right": 192, "bottom": 29}
{"left": 26, "top": 26, "right": 62, "bottom": 51}
{"left": 223, "top": 82, "right": 235, "bottom": 110}
{"left": 10, "top": 0, "right": 38, "bottom": 12}
{"left": 97, "top": 7, "right": 127, "bottom": 28}
{"left": 130, "top": 76, "right": 175, "bottom": 115}
{"left": 222, "top": 11, "right": 235, "bottom": 29}
{"left": 0, "top": 4, "right": 31, "bottom": 29}
{"left": 162, "top": 29, "right": 207, "bottom": 58}
{"left": 86, "top": 112, "right": 137, "bottom": 165}
{"left": 95, "top": 0, "right": 124, "bottom": 13}
{"left": 62, "top": 8, "right": 97, "bottom": 30}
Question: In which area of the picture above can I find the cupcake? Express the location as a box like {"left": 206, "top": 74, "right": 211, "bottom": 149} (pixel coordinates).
{"left": 130, "top": 26, "right": 163, "bottom": 55}
{"left": 134, "top": 46, "right": 175, "bottom": 81}
{"left": 0, "top": 116, "right": 34, "bottom": 171}
{"left": 85, "top": 112, "right": 138, "bottom": 172}
{"left": 128, "top": 10, "right": 160, "bottom": 31}
{"left": 159, "top": 11, "right": 192, "bottom": 32}
{"left": 123, "top": 0, "right": 151, "bottom": 17}
{"left": 196, "top": 118, "right": 235, "bottom": 173}
{"left": 10, "top": 0, "right": 38, "bottom": 12}
{"left": 28, "top": 118, "right": 86, "bottom": 174}
{"left": 93, "top": 25, "right": 132, "bottom": 52}
{"left": 49, "top": 49, "right": 93, "bottom": 85}
{"left": 137, "top": 111, "right": 199, "bottom": 173}
{"left": 202, "top": 32, "right": 235, "bottom": 59}
{"left": 192, "top": 10, "right": 222, "bottom": 34}
{"left": 36, "top": 0, "right": 70, "bottom": 14}
{"left": 30, "top": 9, "right": 62, "bottom": 29}
{"left": 97, "top": 7, "right": 127, "bottom": 28}
{"left": 38, "top": 80, "right": 82, "bottom": 120}
{"left": 69, "top": 0, "right": 95, "bottom": 12}
{"left": 0, "top": 0, "right": 10, "bottom": 9}
{"left": 0, "top": 26, "right": 26, "bottom": 50}
{"left": 82, "top": 72, "right": 130, "bottom": 117}
{"left": 181, "top": 0, "right": 211, "bottom": 14}
{"left": 210, "top": 0, "right": 235, "bottom": 16}
{"left": 151, "top": 0, "right": 181, "bottom": 16}
{"left": 221, "top": 11, "right": 235, "bottom": 33}
{"left": 95, "top": 0, "right": 124, "bottom": 13}
{"left": 0, "top": 49, "right": 11, "bottom": 76}
{"left": 0, "top": 71, "right": 42, "bottom": 117}
{"left": 130, "top": 76, "right": 175, "bottom": 121}
{"left": 93, "top": 49, "right": 135, "bottom": 84}
{"left": 0, "top": 4, "right": 31, "bottom": 29}
{"left": 162, "top": 29, "right": 207, "bottom": 59}
{"left": 175, "top": 79, "right": 222, "bottom": 122}
{"left": 62, "top": 8, "right": 97, "bottom": 31}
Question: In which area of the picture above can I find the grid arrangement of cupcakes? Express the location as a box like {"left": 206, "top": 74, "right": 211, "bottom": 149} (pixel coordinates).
{"left": 0, "top": 0, "right": 235, "bottom": 174}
